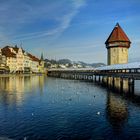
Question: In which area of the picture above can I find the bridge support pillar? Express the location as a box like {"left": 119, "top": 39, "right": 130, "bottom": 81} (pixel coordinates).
{"left": 129, "top": 78, "right": 134, "bottom": 94}
{"left": 120, "top": 78, "right": 123, "bottom": 93}
{"left": 107, "top": 77, "right": 109, "bottom": 87}
{"left": 99, "top": 76, "right": 101, "bottom": 83}
{"left": 95, "top": 75, "right": 97, "bottom": 82}
{"left": 112, "top": 77, "right": 115, "bottom": 89}
{"left": 102, "top": 76, "right": 105, "bottom": 85}
{"left": 108, "top": 77, "right": 113, "bottom": 89}
{"left": 84, "top": 75, "right": 86, "bottom": 80}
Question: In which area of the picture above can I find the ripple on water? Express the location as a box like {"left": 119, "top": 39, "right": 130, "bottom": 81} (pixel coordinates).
{"left": 0, "top": 77, "right": 140, "bottom": 139}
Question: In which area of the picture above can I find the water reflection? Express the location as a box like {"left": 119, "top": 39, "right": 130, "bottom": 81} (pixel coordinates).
{"left": 105, "top": 91, "right": 130, "bottom": 140}
{"left": 0, "top": 76, "right": 140, "bottom": 139}
{"left": 0, "top": 75, "right": 45, "bottom": 106}
{"left": 106, "top": 92, "right": 128, "bottom": 127}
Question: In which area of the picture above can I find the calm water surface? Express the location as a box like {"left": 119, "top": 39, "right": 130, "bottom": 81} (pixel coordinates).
{"left": 0, "top": 75, "right": 140, "bottom": 140}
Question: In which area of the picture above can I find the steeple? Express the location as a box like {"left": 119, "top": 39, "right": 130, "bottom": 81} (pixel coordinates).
{"left": 41, "top": 53, "right": 44, "bottom": 60}
{"left": 105, "top": 23, "right": 131, "bottom": 48}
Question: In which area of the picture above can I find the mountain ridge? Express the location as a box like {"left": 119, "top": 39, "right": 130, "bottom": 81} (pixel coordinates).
{"left": 45, "top": 58, "right": 106, "bottom": 69}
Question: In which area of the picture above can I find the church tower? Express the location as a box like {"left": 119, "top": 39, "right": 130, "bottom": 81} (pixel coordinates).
{"left": 41, "top": 52, "right": 44, "bottom": 61}
{"left": 105, "top": 23, "right": 131, "bottom": 65}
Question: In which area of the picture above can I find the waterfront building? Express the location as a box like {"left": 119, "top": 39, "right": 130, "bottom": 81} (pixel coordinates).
{"left": 105, "top": 23, "right": 131, "bottom": 65}
{"left": 2, "top": 46, "right": 17, "bottom": 73}
{"left": 27, "top": 53, "right": 40, "bottom": 73}
{"left": 13, "top": 46, "right": 25, "bottom": 73}
{"left": 0, "top": 48, "right": 6, "bottom": 66}
{"left": 23, "top": 52, "right": 31, "bottom": 73}
{"left": 0, "top": 48, "right": 7, "bottom": 73}
{"left": 0, "top": 46, "right": 44, "bottom": 73}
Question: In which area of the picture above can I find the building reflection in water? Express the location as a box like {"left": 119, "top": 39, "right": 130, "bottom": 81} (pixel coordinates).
{"left": 0, "top": 75, "right": 45, "bottom": 106}
{"left": 106, "top": 91, "right": 128, "bottom": 132}
{"left": 108, "top": 77, "right": 130, "bottom": 93}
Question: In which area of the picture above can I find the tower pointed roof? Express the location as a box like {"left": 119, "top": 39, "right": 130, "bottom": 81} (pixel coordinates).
{"left": 105, "top": 23, "right": 131, "bottom": 45}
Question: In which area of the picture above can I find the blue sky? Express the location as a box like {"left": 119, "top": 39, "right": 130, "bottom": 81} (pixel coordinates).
{"left": 0, "top": 0, "right": 140, "bottom": 63}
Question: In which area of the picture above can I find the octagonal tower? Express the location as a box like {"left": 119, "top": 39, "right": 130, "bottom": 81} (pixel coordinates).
{"left": 105, "top": 23, "right": 131, "bottom": 65}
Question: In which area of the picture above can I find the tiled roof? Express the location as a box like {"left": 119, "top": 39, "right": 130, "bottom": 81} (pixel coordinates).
{"left": 12, "top": 46, "right": 25, "bottom": 53}
{"left": 1, "top": 46, "right": 40, "bottom": 61}
{"left": 12, "top": 47, "right": 19, "bottom": 53}
{"left": 27, "top": 53, "right": 40, "bottom": 62}
{"left": 105, "top": 23, "right": 131, "bottom": 44}
{"left": 1, "top": 46, "right": 16, "bottom": 58}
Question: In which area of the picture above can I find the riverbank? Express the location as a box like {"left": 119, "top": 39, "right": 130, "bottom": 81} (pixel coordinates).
{"left": 0, "top": 73, "right": 47, "bottom": 77}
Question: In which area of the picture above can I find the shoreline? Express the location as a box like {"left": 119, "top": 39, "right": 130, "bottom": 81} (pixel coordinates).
{"left": 0, "top": 73, "right": 47, "bottom": 77}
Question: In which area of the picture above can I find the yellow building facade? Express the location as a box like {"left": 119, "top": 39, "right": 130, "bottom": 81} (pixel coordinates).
{"left": 107, "top": 47, "right": 128, "bottom": 65}
{"left": 1, "top": 46, "right": 45, "bottom": 73}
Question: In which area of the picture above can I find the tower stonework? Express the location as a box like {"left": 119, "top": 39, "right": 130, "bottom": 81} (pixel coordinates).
{"left": 105, "top": 23, "right": 131, "bottom": 65}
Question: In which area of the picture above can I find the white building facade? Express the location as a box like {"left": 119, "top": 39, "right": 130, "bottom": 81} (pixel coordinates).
{"left": 1, "top": 46, "right": 44, "bottom": 73}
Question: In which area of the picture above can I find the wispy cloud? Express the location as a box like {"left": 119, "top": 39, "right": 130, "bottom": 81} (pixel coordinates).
{"left": 0, "top": 0, "right": 86, "bottom": 43}
{"left": 0, "top": 0, "right": 138, "bottom": 64}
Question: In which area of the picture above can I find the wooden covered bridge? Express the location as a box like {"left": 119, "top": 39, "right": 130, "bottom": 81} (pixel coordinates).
{"left": 48, "top": 62, "right": 140, "bottom": 94}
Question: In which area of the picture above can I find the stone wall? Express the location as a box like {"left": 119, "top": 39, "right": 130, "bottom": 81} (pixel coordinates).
{"left": 107, "top": 47, "right": 128, "bottom": 65}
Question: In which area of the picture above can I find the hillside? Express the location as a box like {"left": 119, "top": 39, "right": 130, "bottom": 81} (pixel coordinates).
{"left": 45, "top": 59, "right": 105, "bottom": 69}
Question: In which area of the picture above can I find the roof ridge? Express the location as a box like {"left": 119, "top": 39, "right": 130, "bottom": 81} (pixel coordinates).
{"left": 105, "top": 23, "right": 131, "bottom": 44}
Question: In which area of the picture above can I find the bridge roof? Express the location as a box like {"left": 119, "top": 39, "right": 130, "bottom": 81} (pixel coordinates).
{"left": 49, "top": 62, "right": 140, "bottom": 72}
{"left": 48, "top": 68, "right": 95, "bottom": 71}
{"left": 105, "top": 23, "right": 131, "bottom": 44}
{"left": 96, "top": 62, "right": 140, "bottom": 71}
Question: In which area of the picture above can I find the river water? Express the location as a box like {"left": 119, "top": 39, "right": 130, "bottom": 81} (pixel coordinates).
{"left": 0, "top": 75, "right": 140, "bottom": 140}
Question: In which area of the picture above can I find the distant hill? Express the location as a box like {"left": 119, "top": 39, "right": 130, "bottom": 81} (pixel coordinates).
{"left": 77, "top": 61, "right": 105, "bottom": 68}
{"left": 45, "top": 58, "right": 106, "bottom": 69}
{"left": 57, "top": 59, "right": 72, "bottom": 64}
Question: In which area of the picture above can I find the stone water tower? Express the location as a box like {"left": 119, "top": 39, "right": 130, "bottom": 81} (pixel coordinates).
{"left": 105, "top": 23, "right": 131, "bottom": 65}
